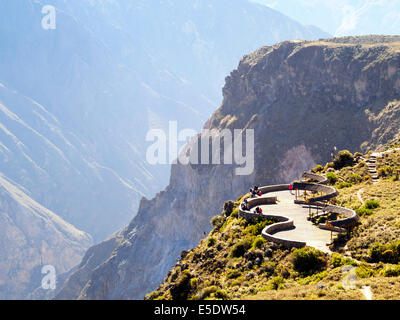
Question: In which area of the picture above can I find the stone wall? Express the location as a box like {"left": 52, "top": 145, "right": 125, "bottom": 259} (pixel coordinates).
{"left": 239, "top": 184, "right": 306, "bottom": 248}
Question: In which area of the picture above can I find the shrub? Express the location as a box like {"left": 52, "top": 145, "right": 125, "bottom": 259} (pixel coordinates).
{"left": 326, "top": 173, "right": 338, "bottom": 185}
{"left": 267, "top": 276, "right": 285, "bottom": 290}
{"left": 207, "top": 237, "right": 216, "bottom": 247}
{"left": 382, "top": 250, "right": 395, "bottom": 263}
{"left": 231, "top": 208, "right": 239, "bottom": 218}
{"left": 212, "top": 289, "right": 228, "bottom": 300}
{"left": 369, "top": 241, "right": 400, "bottom": 263}
{"left": 349, "top": 174, "right": 362, "bottom": 184}
{"left": 223, "top": 201, "right": 234, "bottom": 217}
{"left": 331, "top": 253, "right": 344, "bottom": 268}
{"left": 291, "top": 247, "right": 326, "bottom": 274}
{"left": 369, "top": 243, "right": 385, "bottom": 262}
{"left": 194, "top": 286, "right": 218, "bottom": 300}
{"left": 230, "top": 239, "right": 252, "bottom": 258}
{"left": 170, "top": 270, "right": 192, "bottom": 300}
{"left": 364, "top": 200, "right": 380, "bottom": 210}
{"left": 226, "top": 269, "right": 241, "bottom": 279}
{"left": 326, "top": 162, "right": 335, "bottom": 169}
{"left": 252, "top": 236, "right": 265, "bottom": 249}
{"left": 382, "top": 265, "right": 400, "bottom": 277}
{"left": 190, "top": 278, "right": 198, "bottom": 289}
{"left": 338, "top": 182, "right": 353, "bottom": 189}
{"left": 333, "top": 150, "right": 354, "bottom": 170}
{"left": 313, "top": 165, "right": 324, "bottom": 173}
{"left": 356, "top": 207, "right": 373, "bottom": 216}
{"left": 211, "top": 215, "right": 225, "bottom": 229}
{"left": 356, "top": 265, "right": 375, "bottom": 278}
{"left": 385, "top": 166, "right": 394, "bottom": 176}
{"left": 245, "top": 218, "right": 273, "bottom": 236}
{"left": 378, "top": 167, "right": 386, "bottom": 177}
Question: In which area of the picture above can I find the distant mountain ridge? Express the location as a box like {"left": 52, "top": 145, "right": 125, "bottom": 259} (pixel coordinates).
{"left": 0, "top": 172, "right": 92, "bottom": 300}
{"left": 0, "top": 0, "right": 329, "bottom": 242}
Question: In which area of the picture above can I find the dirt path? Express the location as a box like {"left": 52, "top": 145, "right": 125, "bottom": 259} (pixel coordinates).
{"left": 357, "top": 188, "right": 365, "bottom": 204}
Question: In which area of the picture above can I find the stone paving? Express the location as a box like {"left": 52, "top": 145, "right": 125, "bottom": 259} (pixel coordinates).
{"left": 258, "top": 190, "right": 336, "bottom": 253}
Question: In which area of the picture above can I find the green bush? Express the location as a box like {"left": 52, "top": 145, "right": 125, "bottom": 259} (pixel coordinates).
{"left": 231, "top": 208, "right": 239, "bottom": 218}
{"left": 326, "top": 162, "right": 335, "bottom": 169}
{"left": 267, "top": 276, "right": 285, "bottom": 290}
{"left": 331, "top": 253, "right": 344, "bottom": 268}
{"left": 207, "top": 237, "right": 216, "bottom": 247}
{"left": 313, "top": 165, "right": 324, "bottom": 173}
{"left": 223, "top": 201, "right": 234, "bottom": 217}
{"left": 326, "top": 173, "right": 338, "bottom": 185}
{"left": 364, "top": 200, "right": 380, "bottom": 210}
{"left": 190, "top": 278, "right": 198, "bottom": 289}
{"left": 356, "top": 207, "right": 373, "bottom": 216}
{"left": 382, "top": 265, "right": 400, "bottom": 277}
{"left": 349, "top": 174, "right": 362, "bottom": 184}
{"left": 382, "top": 250, "right": 395, "bottom": 263}
{"left": 211, "top": 215, "right": 225, "bottom": 229}
{"left": 252, "top": 236, "right": 265, "bottom": 249}
{"left": 170, "top": 270, "right": 192, "bottom": 300}
{"left": 369, "top": 241, "right": 400, "bottom": 263}
{"left": 378, "top": 167, "right": 386, "bottom": 177}
{"left": 226, "top": 269, "right": 241, "bottom": 279}
{"left": 211, "top": 289, "right": 228, "bottom": 300}
{"left": 331, "top": 253, "right": 358, "bottom": 268}
{"left": 337, "top": 182, "right": 353, "bottom": 189}
{"left": 369, "top": 243, "right": 385, "bottom": 262}
{"left": 230, "top": 239, "right": 252, "bottom": 258}
{"left": 245, "top": 218, "right": 273, "bottom": 236}
{"left": 291, "top": 247, "right": 326, "bottom": 274}
{"left": 333, "top": 150, "right": 354, "bottom": 170}
{"left": 356, "top": 265, "right": 375, "bottom": 278}
{"left": 194, "top": 286, "right": 218, "bottom": 300}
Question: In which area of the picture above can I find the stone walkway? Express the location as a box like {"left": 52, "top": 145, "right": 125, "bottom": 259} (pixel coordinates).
{"left": 258, "top": 190, "right": 336, "bottom": 253}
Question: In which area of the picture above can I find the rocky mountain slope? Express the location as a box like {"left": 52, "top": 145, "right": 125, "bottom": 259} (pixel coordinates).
{"left": 0, "top": 0, "right": 329, "bottom": 242}
{"left": 0, "top": 173, "right": 92, "bottom": 299}
{"left": 55, "top": 35, "right": 400, "bottom": 300}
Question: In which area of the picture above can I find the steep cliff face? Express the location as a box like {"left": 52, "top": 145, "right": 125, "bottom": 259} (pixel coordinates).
{"left": 58, "top": 36, "right": 400, "bottom": 299}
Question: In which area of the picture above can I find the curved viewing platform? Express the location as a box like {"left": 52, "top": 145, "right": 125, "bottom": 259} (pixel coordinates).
{"left": 238, "top": 172, "right": 359, "bottom": 252}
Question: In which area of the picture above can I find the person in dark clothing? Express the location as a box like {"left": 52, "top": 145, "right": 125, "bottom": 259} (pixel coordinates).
{"left": 241, "top": 199, "right": 249, "bottom": 211}
{"left": 254, "top": 207, "right": 263, "bottom": 215}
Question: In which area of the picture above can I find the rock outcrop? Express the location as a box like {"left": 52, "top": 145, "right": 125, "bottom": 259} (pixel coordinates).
{"left": 58, "top": 36, "right": 400, "bottom": 299}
